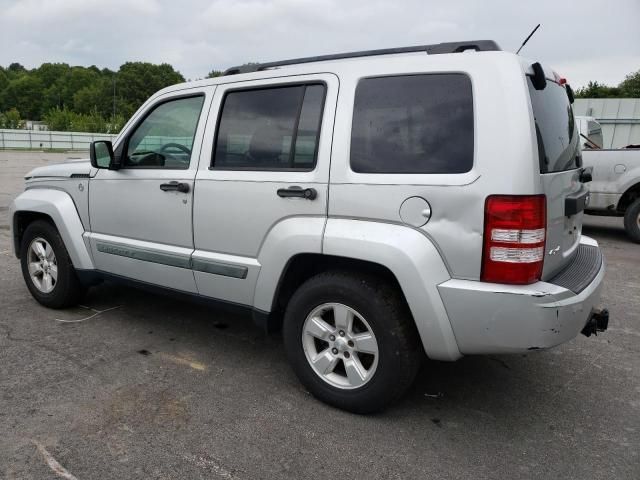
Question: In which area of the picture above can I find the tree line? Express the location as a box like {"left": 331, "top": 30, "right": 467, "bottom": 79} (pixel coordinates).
{"left": 574, "top": 69, "right": 639, "bottom": 99}
{"left": 0, "top": 62, "right": 210, "bottom": 133}
{"left": 1, "top": 61, "right": 637, "bottom": 133}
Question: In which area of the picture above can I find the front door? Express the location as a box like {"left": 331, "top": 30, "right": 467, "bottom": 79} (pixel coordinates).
{"left": 88, "top": 90, "right": 212, "bottom": 292}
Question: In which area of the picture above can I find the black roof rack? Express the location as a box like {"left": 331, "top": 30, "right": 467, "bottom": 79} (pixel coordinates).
{"left": 223, "top": 40, "right": 500, "bottom": 75}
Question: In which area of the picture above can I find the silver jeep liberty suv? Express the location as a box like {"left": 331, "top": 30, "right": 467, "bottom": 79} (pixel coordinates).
{"left": 10, "top": 40, "right": 608, "bottom": 413}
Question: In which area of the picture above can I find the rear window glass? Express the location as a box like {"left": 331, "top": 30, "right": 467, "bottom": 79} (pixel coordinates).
{"left": 528, "top": 78, "right": 580, "bottom": 173}
{"left": 350, "top": 74, "right": 474, "bottom": 174}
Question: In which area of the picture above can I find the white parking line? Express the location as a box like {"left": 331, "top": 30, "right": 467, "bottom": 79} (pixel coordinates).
{"left": 159, "top": 352, "right": 207, "bottom": 371}
{"left": 32, "top": 440, "right": 79, "bottom": 480}
{"left": 183, "top": 453, "right": 239, "bottom": 479}
{"left": 55, "top": 305, "right": 122, "bottom": 323}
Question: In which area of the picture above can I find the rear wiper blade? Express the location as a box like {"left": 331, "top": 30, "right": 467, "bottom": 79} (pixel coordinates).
{"left": 580, "top": 133, "right": 601, "bottom": 149}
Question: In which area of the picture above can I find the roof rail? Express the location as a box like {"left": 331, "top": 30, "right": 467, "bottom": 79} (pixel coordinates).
{"left": 223, "top": 40, "right": 501, "bottom": 75}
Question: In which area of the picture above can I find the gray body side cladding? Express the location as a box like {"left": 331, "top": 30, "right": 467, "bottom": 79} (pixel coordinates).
{"left": 322, "top": 218, "right": 462, "bottom": 361}
{"left": 10, "top": 188, "right": 95, "bottom": 270}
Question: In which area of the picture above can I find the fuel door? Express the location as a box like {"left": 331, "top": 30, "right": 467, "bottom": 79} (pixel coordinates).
{"left": 399, "top": 196, "right": 432, "bottom": 227}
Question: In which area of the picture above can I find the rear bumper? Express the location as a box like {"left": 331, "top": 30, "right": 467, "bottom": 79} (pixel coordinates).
{"left": 438, "top": 236, "right": 606, "bottom": 355}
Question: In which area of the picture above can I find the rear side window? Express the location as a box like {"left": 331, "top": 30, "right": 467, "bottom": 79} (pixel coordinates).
{"left": 350, "top": 74, "right": 474, "bottom": 174}
{"left": 528, "top": 78, "right": 580, "bottom": 173}
{"left": 213, "top": 84, "right": 325, "bottom": 170}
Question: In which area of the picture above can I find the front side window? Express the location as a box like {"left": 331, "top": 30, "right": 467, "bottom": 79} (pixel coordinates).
{"left": 125, "top": 95, "right": 204, "bottom": 169}
{"left": 213, "top": 84, "right": 325, "bottom": 170}
{"left": 350, "top": 74, "right": 474, "bottom": 174}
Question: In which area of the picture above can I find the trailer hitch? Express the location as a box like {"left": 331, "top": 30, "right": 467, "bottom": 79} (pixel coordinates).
{"left": 581, "top": 308, "right": 609, "bottom": 337}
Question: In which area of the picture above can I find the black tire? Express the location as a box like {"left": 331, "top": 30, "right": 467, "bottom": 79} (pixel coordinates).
{"left": 283, "top": 271, "right": 422, "bottom": 414}
{"left": 624, "top": 198, "right": 640, "bottom": 244}
{"left": 20, "top": 219, "right": 85, "bottom": 308}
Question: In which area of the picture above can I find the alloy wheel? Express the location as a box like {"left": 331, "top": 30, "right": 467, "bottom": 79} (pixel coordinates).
{"left": 301, "top": 302, "right": 379, "bottom": 389}
{"left": 27, "top": 237, "right": 58, "bottom": 293}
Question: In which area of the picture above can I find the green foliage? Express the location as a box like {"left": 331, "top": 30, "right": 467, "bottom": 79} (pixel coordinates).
{"left": 0, "top": 68, "right": 8, "bottom": 92}
{"left": 0, "top": 108, "right": 23, "bottom": 129}
{"left": 36, "top": 63, "right": 71, "bottom": 89}
{"left": 43, "top": 107, "right": 126, "bottom": 134}
{"left": 1, "top": 75, "right": 45, "bottom": 118}
{"left": 207, "top": 69, "right": 223, "bottom": 78}
{"left": 115, "top": 62, "right": 185, "bottom": 118}
{"left": 575, "top": 81, "right": 620, "bottom": 98}
{"left": 0, "top": 61, "right": 185, "bottom": 132}
{"left": 619, "top": 70, "right": 640, "bottom": 98}
{"left": 73, "top": 84, "right": 106, "bottom": 114}
{"left": 575, "top": 70, "right": 640, "bottom": 99}
{"left": 7, "top": 63, "right": 26, "bottom": 74}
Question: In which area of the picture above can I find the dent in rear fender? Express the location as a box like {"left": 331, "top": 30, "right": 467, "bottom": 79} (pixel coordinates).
{"left": 252, "top": 216, "right": 325, "bottom": 312}
{"left": 10, "top": 189, "right": 94, "bottom": 270}
{"left": 322, "top": 218, "right": 461, "bottom": 361}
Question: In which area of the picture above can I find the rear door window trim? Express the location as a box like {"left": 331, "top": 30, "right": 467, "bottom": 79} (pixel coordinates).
{"left": 210, "top": 81, "right": 327, "bottom": 172}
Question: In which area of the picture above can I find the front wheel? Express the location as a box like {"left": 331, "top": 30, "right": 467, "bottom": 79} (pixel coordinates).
{"left": 283, "top": 271, "right": 422, "bottom": 413}
{"left": 623, "top": 198, "right": 640, "bottom": 244}
{"left": 20, "top": 220, "right": 85, "bottom": 308}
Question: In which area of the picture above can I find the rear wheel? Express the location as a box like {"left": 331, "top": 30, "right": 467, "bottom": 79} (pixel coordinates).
{"left": 20, "top": 220, "right": 85, "bottom": 308}
{"left": 623, "top": 198, "right": 640, "bottom": 244}
{"left": 283, "top": 271, "right": 422, "bottom": 413}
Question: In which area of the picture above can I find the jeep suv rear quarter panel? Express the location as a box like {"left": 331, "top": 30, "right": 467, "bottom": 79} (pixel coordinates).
{"left": 328, "top": 52, "right": 539, "bottom": 280}
{"left": 323, "top": 218, "right": 460, "bottom": 361}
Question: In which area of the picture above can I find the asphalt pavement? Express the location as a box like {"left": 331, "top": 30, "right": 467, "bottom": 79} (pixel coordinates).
{"left": 1, "top": 151, "right": 638, "bottom": 479}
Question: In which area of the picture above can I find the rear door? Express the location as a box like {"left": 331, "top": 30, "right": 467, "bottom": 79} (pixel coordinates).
{"left": 192, "top": 74, "right": 338, "bottom": 305}
{"left": 527, "top": 74, "right": 584, "bottom": 279}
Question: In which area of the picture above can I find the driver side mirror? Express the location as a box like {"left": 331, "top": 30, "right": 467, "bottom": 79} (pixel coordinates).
{"left": 90, "top": 141, "right": 118, "bottom": 169}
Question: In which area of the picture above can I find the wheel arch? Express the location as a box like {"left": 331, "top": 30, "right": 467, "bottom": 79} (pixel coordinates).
{"left": 12, "top": 210, "right": 54, "bottom": 258}
{"left": 270, "top": 253, "right": 404, "bottom": 317}
{"left": 10, "top": 189, "right": 94, "bottom": 270}
{"left": 617, "top": 181, "right": 640, "bottom": 213}
{"left": 255, "top": 217, "right": 461, "bottom": 361}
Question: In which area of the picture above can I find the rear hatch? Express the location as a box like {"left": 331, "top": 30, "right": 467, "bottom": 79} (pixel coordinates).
{"left": 527, "top": 69, "right": 585, "bottom": 279}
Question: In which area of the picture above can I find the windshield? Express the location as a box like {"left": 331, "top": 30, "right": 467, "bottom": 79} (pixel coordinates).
{"left": 528, "top": 78, "right": 580, "bottom": 173}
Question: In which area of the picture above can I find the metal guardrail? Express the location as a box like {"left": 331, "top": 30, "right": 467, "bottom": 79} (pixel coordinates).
{"left": 0, "top": 129, "right": 194, "bottom": 152}
{"left": 0, "top": 129, "right": 118, "bottom": 150}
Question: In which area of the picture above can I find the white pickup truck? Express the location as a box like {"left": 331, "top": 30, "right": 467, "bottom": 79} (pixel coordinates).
{"left": 578, "top": 116, "right": 640, "bottom": 242}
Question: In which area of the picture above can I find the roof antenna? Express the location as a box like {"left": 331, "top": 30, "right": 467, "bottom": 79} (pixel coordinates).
{"left": 516, "top": 23, "right": 541, "bottom": 54}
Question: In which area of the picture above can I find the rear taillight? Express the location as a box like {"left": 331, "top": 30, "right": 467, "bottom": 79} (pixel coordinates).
{"left": 481, "top": 195, "right": 547, "bottom": 285}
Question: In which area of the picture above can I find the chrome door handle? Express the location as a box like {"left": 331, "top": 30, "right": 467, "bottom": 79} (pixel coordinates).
{"left": 277, "top": 186, "right": 317, "bottom": 200}
{"left": 160, "top": 181, "right": 190, "bottom": 193}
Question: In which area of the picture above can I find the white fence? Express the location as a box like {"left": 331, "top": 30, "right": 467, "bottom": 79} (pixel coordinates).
{"left": 0, "top": 129, "right": 118, "bottom": 151}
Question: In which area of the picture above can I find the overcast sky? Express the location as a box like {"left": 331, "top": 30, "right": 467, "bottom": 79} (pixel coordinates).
{"left": 1, "top": 0, "right": 638, "bottom": 88}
